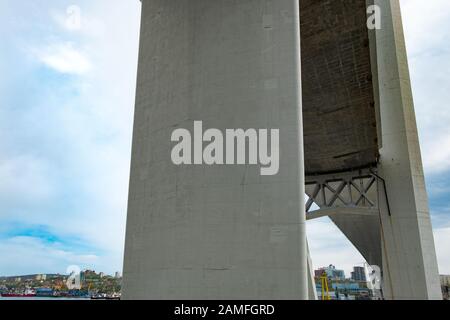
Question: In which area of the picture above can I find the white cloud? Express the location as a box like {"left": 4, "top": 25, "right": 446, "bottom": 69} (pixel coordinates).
{"left": 422, "top": 135, "right": 450, "bottom": 174}
{"left": 50, "top": 6, "right": 106, "bottom": 36}
{"left": 400, "top": 0, "right": 450, "bottom": 56}
{"left": 41, "top": 1, "right": 142, "bottom": 256}
{"left": 35, "top": 42, "right": 91, "bottom": 75}
{"left": 0, "top": 155, "right": 54, "bottom": 204}
{"left": 400, "top": 0, "right": 450, "bottom": 174}
{"left": 0, "top": 236, "right": 99, "bottom": 276}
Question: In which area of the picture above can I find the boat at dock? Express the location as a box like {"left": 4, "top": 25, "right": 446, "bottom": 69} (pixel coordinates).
{"left": 1, "top": 289, "right": 36, "bottom": 298}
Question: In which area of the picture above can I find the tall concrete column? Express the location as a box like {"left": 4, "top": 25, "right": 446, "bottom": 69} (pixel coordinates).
{"left": 372, "top": 0, "right": 441, "bottom": 299}
{"left": 122, "top": 0, "right": 307, "bottom": 299}
{"left": 307, "top": 242, "right": 318, "bottom": 300}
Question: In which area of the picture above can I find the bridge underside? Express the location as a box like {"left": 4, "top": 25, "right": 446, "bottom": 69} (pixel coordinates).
{"left": 300, "top": 0, "right": 379, "bottom": 176}
{"left": 300, "top": 0, "right": 383, "bottom": 294}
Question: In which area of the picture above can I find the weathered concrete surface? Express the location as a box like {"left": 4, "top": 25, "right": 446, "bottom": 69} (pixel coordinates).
{"left": 307, "top": 242, "right": 318, "bottom": 300}
{"left": 122, "top": 0, "right": 307, "bottom": 299}
{"left": 330, "top": 213, "right": 382, "bottom": 268}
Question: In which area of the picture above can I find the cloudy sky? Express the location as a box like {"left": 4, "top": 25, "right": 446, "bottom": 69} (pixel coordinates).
{"left": 0, "top": 0, "right": 449, "bottom": 277}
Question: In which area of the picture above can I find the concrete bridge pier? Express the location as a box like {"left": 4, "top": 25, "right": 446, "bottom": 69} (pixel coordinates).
{"left": 123, "top": 0, "right": 307, "bottom": 300}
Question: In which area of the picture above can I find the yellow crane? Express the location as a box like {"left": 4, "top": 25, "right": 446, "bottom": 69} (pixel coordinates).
{"left": 320, "top": 273, "right": 331, "bottom": 300}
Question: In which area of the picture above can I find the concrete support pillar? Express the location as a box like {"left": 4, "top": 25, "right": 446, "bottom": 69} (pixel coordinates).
{"left": 123, "top": 0, "right": 307, "bottom": 299}
{"left": 372, "top": 0, "right": 442, "bottom": 299}
{"left": 307, "top": 242, "right": 318, "bottom": 300}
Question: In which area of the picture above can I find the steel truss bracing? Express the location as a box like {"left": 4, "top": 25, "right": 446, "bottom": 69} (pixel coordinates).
{"left": 305, "top": 169, "right": 382, "bottom": 219}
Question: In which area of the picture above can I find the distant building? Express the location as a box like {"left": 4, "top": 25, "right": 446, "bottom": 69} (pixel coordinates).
{"left": 35, "top": 274, "right": 47, "bottom": 281}
{"left": 351, "top": 266, "right": 367, "bottom": 282}
{"left": 115, "top": 272, "right": 121, "bottom": 279}
{"left": 332, "top": 282, "right": 360, "bottom": 291}
{"left": 99, "top": 272, "right": 105, "bottom": 278}
{"left": 80, "top": 271, "right": 86, "bottom": 283}
{"left": 441, "top": 275, "right": 450, "bottom": 300}
{"left": 314, "top": 265, "right": 345, "bottom": 280}
{"left": 441, "top": 275, "right": 450, "bottom": 286}
{"left": 314, "top": 269, "right": 323, "bottom": 278}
